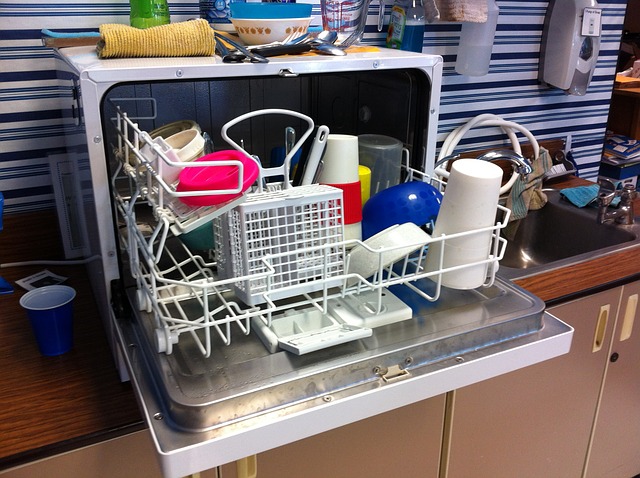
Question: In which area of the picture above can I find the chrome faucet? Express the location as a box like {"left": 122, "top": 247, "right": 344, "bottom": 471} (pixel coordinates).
{"left": 476, "top": 150, "right": 533, "bottom": 177}
{"left": 597, "top": 182, "right": 636, "bottom": 225}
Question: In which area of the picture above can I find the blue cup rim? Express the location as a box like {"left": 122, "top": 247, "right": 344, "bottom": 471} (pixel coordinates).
{"left": 19, "top": 285, "right": 76, "bottom": 311}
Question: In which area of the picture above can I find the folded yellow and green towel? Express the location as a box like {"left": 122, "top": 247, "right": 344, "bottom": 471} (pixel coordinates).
{"left": 97, "top": 19, "right": 215, "bottom": 59}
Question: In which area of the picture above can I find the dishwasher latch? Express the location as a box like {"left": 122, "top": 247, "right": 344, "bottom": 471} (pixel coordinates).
{"left": 375, "top": 363, "right": 411, "bottom": 383}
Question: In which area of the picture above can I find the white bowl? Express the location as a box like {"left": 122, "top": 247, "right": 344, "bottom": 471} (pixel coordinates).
{"left": 149, "top": 120, "right": 201, "bottom": 140}
{"left": 347, "top": 223, "right": 430, "bottom": 285}
{"left": 230, "top": 17, "right": 312, "bottom": 45}
{"left": 165, "top": 129, "right": 205, "bottom": 163}
{"left": 141, "top": 129, "right": 205, "bottom": 184}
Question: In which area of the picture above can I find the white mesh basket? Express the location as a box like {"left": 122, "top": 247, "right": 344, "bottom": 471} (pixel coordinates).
{"left": 214, "top": 184, "right": 345, "bottom": 305}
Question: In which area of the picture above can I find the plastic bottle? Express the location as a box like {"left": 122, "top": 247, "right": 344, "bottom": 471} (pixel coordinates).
{"left": 455, "top": 0, "right": 499, "bottom": 76}
{"left": 385, "top": 0, "right": 425, "bottom": 53}
{"left": 200, "top": 0, "right": 246, "bottom": 31}
{"left": 130, "top": 0, "right": 170, "bottom": 29}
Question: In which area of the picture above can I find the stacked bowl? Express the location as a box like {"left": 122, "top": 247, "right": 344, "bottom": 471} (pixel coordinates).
{"left": 229, "top": 3, "right": 313, "bottom": 45}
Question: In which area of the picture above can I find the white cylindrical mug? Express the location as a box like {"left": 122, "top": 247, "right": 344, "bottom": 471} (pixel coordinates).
{"left": 425, "top": 158, "right": 502, "bottom": 289}
{"left": 318, "top": 134, "right": 360, "bottom": 183}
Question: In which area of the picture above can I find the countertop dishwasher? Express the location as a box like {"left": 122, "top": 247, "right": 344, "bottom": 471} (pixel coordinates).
{"left": 54, "top": 46, "right": 573, "bottom": 478}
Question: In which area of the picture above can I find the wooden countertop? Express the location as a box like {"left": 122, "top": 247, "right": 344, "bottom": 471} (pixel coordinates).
{"left": 0, "top": 211, "right": 143, "bottom": 470}
{"left": 1, "top": 176, "right": 638, "bottom": 468}
{"left": 612, "top": 85, "right": 640, "bottom": 98}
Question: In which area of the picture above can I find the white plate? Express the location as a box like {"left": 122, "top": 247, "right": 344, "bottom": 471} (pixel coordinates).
{"left": 347, "top": 223, "right": 431, "bottom": 285}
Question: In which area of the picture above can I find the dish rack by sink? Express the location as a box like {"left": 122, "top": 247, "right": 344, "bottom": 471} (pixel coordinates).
{"left": 109, "top": 104, "right": 511, "bottom": 357}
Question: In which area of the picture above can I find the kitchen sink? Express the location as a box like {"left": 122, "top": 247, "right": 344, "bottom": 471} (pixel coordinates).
{"left": 498, "top": 188, "right": 640, "bottom": 279}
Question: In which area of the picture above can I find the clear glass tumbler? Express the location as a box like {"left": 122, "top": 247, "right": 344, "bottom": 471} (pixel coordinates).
{"left": 321, "top": 0, "right": 369, "bottom": 45}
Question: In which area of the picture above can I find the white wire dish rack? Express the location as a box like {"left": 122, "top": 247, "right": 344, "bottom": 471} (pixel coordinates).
{"left": 109, "top": 104, "right": 511, "bottom": 357}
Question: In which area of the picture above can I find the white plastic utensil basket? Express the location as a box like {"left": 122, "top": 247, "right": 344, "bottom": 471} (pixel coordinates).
{"left": 215, "top": 183, "right": 345, "bottom": 306}
{"left": 215, "top": 109, "right": 346, "bottom": 306}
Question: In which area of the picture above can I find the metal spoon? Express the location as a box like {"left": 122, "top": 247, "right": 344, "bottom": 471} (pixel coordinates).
{"left": 311, "top": 40, "right": 346, "bottom": 56}
{"left": 309, "top": 30, "right": 345, "bottom": 56}
{"left": 216, "top": 39, "right": 246, "bottom": 63}
{"left": 316, "top": 30, "right": 338, "bottom": 44}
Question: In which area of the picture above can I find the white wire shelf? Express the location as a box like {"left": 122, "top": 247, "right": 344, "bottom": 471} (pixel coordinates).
{"left": 109, "top": 103, "right": 510, "bottom": 357}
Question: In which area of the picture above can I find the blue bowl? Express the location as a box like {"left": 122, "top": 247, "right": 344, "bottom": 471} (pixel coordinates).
{"left": 362, "top": 181, "right": 443, "bottom": 240}
{"left": 230, "top": 3, "right": 312, "bottom": 19}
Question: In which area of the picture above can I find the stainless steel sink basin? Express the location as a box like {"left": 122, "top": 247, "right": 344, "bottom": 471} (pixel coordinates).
{"left": 498, "top": 188, "right": 640, "bottom": 279}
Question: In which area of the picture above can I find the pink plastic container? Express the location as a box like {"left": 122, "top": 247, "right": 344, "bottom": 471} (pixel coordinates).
{"left": 176, "top": 150, "right": 260, "bottom": 207}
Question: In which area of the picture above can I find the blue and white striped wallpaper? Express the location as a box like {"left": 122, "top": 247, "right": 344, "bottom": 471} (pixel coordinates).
{"left": 0, "top": 0, "right": 628, "bottom": 213}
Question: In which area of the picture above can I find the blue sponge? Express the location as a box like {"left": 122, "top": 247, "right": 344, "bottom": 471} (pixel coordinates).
{"left": 560, "top": 185, "right": 599, "bottom": 208}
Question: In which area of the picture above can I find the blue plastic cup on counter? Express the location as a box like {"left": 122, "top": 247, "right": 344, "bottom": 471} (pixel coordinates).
{"left": 20, "top": 285, "right": 76, "bottom": 356}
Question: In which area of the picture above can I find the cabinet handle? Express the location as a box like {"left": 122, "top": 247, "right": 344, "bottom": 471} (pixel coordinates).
{"left": 236, "top": 455, "right": 257, "bottom": 478}
{"left": 592, "top": 304, "right": 609, "bottom": 353}
{"left": 619, "top": 293, "right": 637, "bottom": 342}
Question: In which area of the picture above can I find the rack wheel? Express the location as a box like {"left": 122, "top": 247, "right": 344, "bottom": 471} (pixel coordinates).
{"left": 155, "top": 327, "right": 179, "bottom": 354}
{"left": 136, "top": 289, "right": 152, "bottom": 313}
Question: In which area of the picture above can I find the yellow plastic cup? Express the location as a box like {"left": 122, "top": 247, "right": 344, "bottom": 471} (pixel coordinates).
{"left": 359, "top": 165, "right": 372, "bottom": 206}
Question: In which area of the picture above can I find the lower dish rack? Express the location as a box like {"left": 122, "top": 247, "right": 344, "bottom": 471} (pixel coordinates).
{"left": 110, "top": 106, "right": 511, "bottom": 357}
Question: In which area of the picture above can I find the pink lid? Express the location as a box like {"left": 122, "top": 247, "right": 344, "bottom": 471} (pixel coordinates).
{"left": 176, "top": 150, "right": 260, "bottom": 207}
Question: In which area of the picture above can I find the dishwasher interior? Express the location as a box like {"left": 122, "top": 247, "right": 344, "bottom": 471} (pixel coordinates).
{"left": 104, "top": 65, "right": 560, "bottom": 429}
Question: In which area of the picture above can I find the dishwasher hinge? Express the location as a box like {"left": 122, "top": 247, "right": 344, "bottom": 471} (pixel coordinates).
{"left": 376, "top": 364, "right": 411, "bottom": 383}
{"left": 278, "top": 68, "right": 299, "bottom": 77}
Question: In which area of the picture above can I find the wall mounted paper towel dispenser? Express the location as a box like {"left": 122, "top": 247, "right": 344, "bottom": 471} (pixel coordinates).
{"left": 539, "top": 0, "right": 602, "bottom": 96}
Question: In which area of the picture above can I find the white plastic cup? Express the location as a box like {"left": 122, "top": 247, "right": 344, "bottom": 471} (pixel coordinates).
{"left": 425, "top": 158, "right": 502, "bottom": 289}
{"left": 20, "top": 285, "right": 76, "bottom": 356}
{"left": 318, "top": 134, "right": 362, "bottom": 240}
{"left": 318, "top": 134, "right": 360, "bottom": 184}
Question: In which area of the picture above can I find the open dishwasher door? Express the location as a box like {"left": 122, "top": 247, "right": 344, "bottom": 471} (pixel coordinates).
{"left": 113, "top": 275, "right": 572, "bottom": 478}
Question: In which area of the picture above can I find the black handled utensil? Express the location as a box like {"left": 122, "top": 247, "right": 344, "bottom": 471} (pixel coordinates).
{"left": 251, "top": 42, "right": 313, "bottom": 57}
{"left": 215, "top": 33, "right": 269, "bottom": 63}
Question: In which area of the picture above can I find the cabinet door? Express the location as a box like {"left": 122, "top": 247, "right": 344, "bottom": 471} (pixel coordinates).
{"left": 221, "top": 396, "right": 445, "bottom": 478}
{"left": 586, "top": 281, "right": 640, "bottom": 478}
{"left": 445, "top": 288, "right": 620, "bottom": 478}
